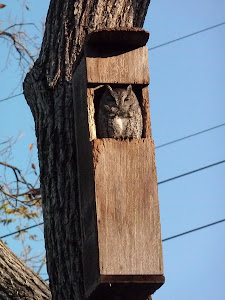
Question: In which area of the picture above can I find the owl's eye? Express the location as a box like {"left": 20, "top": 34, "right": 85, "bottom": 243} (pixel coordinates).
{"left": 124, "top": 97, "right": 130, "bottom": 101}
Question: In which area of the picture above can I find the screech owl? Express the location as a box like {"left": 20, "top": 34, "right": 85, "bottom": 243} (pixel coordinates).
{"left": 96, "top": 85, "right": 143, "bottom": 139}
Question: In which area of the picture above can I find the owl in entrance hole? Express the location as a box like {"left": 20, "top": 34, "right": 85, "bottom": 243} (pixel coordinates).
{"left": 96, "top": 85, "right": 143, "bottom": 139}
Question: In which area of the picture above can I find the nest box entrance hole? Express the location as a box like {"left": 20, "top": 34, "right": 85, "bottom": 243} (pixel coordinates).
{"left": 88, "top": 84, "right": 149, "bottom": 140}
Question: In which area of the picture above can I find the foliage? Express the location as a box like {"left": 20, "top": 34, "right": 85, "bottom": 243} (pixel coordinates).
{"left": 0, "top": 0, "right": 42, "bottom": 78}
{"left": 0, "top": 0, "right": 45, "bottom": 275}
{"left": 0, "top": 136, "right": 45, "bottom": 274}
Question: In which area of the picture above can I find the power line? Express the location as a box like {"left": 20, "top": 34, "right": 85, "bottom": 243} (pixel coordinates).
{"left": 149, "top": 21, "right": 225, "bottom": 51}
{"left": 0, "top": 93, "right": 23, "bottom": 103}
{"left": 158, "top": 159, "right": 225, "bottom": 185}
{"left": 1, "top": 159, "right": 225, "bottom": 239}
{"left": 0, "top": 222, "right": 44, "bottom": 239}
{"left": 41, "top": 217, "right": 225, "bottom": 283}
{"left": 155, "top": 122, "right": 225, "bottom": 149}
{"left": 162, "top": 218, "right": 225, "bottom": 242}
{"left": 0, "top": 85, "right": 224, "bottom": 149}
{"left": 39, "top": 217, "right": 225, "bottom": 283}
{"left": 0, "top": 22, "right": 224, "bottom": 104}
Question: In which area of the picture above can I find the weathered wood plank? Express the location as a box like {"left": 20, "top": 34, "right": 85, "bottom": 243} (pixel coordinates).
{"left": 93, "top": 138, "right": 163, "bottom": 275}
{"left": 86, "top": 46, "right": 149, "bottom": 84}
{"left": 72, "top": 58, "right": 100, "bottom": 297}
{"left": 142, "top": 86, "right": 152, "bottom": 138}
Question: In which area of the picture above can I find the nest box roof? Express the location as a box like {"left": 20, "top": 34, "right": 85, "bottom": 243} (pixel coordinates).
{"left": 84, "top": 27, "right": 149, "bottom": 48}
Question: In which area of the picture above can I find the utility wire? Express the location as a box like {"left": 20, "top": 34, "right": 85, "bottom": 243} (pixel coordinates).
{"left": 149, "top": 21, "right": 225, "bottom": 51}
{"left": 1, "top": 22, "right": 225, "bottom": 103}
{"left": 155, "top": 122, "right": 225, "bottom": 149}
{"left": 41, "top": 218, "right": 225, "bottom": 283}
{"left": 158, "top": 159, "right": 225, "bottom": 185}
{"left": 1, "top": 159, "right": 225, "bottom": 239}
{"left": 41, "top": 217, "right": 225, "bottom": 282}
{"left": 162, "top": 218, "right": 225, "bottom": 242}
{"left": 0, "top": 222, "right": 44, "bottom": 239}
{"left": 0, "top": 93, "right": 23, "bottom": 103}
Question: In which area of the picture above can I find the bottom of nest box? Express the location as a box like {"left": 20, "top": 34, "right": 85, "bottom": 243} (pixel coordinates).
{"left": 86, "top": 274, "right": 165, "bottom": 300}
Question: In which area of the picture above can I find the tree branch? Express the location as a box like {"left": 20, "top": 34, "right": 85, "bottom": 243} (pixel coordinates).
{"left": 0, "top": 30, "right": 35, "bottom": 62}
{"left": 0, "top": 238, "right": 51, "bottom": 299}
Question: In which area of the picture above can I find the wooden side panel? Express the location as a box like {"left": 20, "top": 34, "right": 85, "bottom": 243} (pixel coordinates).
{"left": 93, "top": 138, "right": 163, "bottom": 275}
{"left": 72, "top": 58, "right": 100, "bottom": 297}
{"left": 87, "top": 88, "right": 97, "bottom": 140}
{"left": 142, "top": 86, "right": 152, "bottom": 138}
{"left": 86, "top": 46, "right": 149, "bottom": 84}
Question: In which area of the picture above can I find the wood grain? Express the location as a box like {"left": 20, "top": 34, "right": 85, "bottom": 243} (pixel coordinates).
{"left": 93, "top": 138, "right": 163, "bottom": 275}
{"left": 86, "top": 46, "right": 149, "bottom": 84}
{"left": 87, "top": 88, "right": 97, "bottom": 140}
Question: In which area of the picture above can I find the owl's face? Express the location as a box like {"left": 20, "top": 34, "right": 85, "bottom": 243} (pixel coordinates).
{"left": 106, "top": 85, "right": 136, "bottom": 112}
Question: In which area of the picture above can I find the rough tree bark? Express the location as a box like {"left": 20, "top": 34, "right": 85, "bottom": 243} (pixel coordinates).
{"left": 23, "top": 1, "right": 151, "bottom": 299}
{"left": 0, "top": 239, "right": 51, "bottom": 299}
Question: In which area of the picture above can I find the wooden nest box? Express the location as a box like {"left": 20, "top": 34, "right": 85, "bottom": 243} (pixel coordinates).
{"left": 72, "top": 28, "right": 164, "bottom": 299}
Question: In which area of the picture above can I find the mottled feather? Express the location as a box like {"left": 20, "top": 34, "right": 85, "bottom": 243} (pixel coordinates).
{"left": 96, "top": 85, "right": 143, "bottom": 139}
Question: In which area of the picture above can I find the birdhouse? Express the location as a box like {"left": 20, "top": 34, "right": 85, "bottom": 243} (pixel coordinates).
{"left": 72, "top": 28, "right": 164, "bottom": 299}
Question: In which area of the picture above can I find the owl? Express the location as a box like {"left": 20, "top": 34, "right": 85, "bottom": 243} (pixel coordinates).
{"left": 96, "top": 85, "right": 143, "bottom": 139}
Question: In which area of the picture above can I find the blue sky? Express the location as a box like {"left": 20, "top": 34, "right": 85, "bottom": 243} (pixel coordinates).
{"left": 1, "top": 0, "right": 225, "bottom": 299}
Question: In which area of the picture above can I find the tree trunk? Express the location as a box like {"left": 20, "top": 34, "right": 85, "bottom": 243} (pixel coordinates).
{"left": 0, "top": 239, "right": 51, "bottom": 299}
{"left": 23, "top": 1, "right": 151, "bottom": 299}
